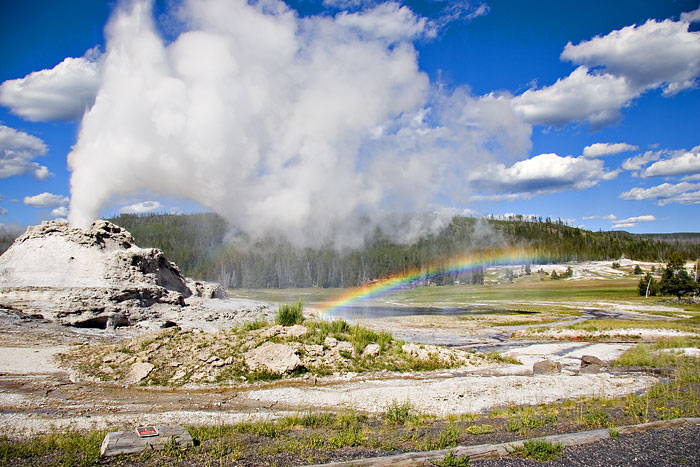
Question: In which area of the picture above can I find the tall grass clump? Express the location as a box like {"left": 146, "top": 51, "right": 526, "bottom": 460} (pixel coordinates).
{"left": 276, "top": 299, "right": 304, "bottom": 326}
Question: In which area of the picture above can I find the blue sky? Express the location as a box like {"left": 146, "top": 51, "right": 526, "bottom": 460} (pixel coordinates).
{"left": 1, "top": 0, "right": 699, "bottom": 241}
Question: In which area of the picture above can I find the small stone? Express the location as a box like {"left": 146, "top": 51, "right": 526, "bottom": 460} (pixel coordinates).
{"left": 532, "top": 359, "right": 561, "bottom": 374}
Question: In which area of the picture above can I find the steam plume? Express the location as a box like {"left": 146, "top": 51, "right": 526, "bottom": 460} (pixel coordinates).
{"left": 68, "top": 0, "right": 530, "bottom": 246}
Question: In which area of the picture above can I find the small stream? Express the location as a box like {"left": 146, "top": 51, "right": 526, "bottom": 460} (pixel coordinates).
{"left": 328, "top": 305, "right": 635, "bottom": 351}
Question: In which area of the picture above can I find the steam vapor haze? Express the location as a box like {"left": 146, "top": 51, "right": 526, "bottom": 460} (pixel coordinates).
{"left": 67, "top": 0, "right": 532, "bottom": 247}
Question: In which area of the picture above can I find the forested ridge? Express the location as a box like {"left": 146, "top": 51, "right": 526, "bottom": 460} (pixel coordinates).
{"left": 101, "top": 213, "right": 700, "bottom": 289}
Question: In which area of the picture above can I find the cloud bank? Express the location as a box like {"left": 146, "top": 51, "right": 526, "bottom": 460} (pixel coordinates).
{"left": 0, "top": 50, "right": 101, "bottom": 122}
{"left": 0, "top": 125, "right": 50, "bottom": 179}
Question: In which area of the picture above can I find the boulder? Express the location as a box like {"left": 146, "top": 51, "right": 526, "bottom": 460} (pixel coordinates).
{"left": 287, "top": 324, "right": 308, "bottom": 338}
{"left": 244, "top": 342, "right": 302, "bottom": 375}
{"left": 580, "top": 355, "right": 607, "bottom": 374}
{"left": 124, "top": 362, "right": 154, "bottom": 385}
{"left": 334, "top": 341, "right": 355, "bottom": 357}
{"left": 362, "top": 343, "right": 380, "bottom": 357}
{"left": 580, "top": 355, "right": 605, "bottom": 367}
{"left": 186, "top": 279, "right": 226, "bottom": 299}
{"left": 532, "top": 359, "right": 561, "bottom": 374}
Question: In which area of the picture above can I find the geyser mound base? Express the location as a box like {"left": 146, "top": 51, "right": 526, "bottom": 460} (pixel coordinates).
{"left": 0, "top": 220, "right": 226, "bottom": 329}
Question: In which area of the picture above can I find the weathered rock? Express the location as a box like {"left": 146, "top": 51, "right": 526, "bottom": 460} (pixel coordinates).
{"left": 334, "top": 340, "right": 355, "bottom": 358}
{"left": 287, "top": 324, "right": 308, "bottom": 338}
{"left": 533, "top": 359, "right": 561, "bottom": 374}
{"left": 581, "top": 355, "right": 606, "bottom": 367}
{"left": 362, "top": 343, "right": 381, "bottom": 357}
{"left": 260, "top": 325, "right": 285, "bottom": 339}
{"left": 402, "top": 343, "right": 430, "bottom": 360}
{"left": 580, "top": 364, "right": 604, "bottom": 374}
{"left": 324, "top": 336, "right": 338, "bottom": 348}
{"left": 305, "top": 344, "right": 325, "bottom": 357}
{"left": 124, "top": 362, "right": 154, "bottom": 385}
{"left": 186, "top": 279, "right": 226, "bottom": 299}
{"left": 244, "top": 342, "right": 302, "bottom": 374}
{"left": 0, "top": 220, "right": 197, "bottom": 327}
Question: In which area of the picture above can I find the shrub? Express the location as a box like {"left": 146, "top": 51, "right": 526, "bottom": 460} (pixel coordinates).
{"left": 276, "top": 299, "right": 304, "bottom": 326}
{"left": 385, "top": 400, "right": 415, "bottom": 425}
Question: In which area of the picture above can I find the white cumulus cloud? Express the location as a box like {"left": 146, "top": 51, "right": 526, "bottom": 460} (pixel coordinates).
{"left": 0, "top": 124, "right": 50, "bottom": 179}
{"left": 612, "top": 214, "right": 656, "bottom": 229}
{"left": 583, "top": 142, "right": 638, "bottom": 158}
{"left": 119, "top": 201, "right": 163, "bottom": 214}
{"left": 620, "top": 182, "right": 700, "bottom": 201}
{"left": 23, "top": 192, "right": 70, "bottom": 208}
{"left": 681, "top": 7, "right": 700, "bottom": 24}
{"left": 561, "top": 18, "right": 700, "bottom": 95}
{"left": 511, "top": 16, "right": 700, "bottom": 128}
{"left": 603, "top": 214, "right": 617, "bottom": 220}
{"left": 468, "top": 153, "right": 617, "bottom": 199}
{"left": 335, "top": 2, "right": 432, "bottom": 42}
{"left": 622, "top": 150, "right": 662, "bottom": 172}
{"left": 50, "top": 206, "right": 69, "bottom": 218}
{"left": 0, "top": 50, "right": 101, "bottom": 122}
{"left": 641, "top": 148, "right": 700, "bottom": 178}
{"left": 511, "top": 66, "right": 635, "bottom": 128}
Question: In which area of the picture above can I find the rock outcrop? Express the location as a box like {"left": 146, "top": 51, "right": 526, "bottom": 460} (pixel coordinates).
{"left": 0, "top": 220, "right": 224, "bottom": 329}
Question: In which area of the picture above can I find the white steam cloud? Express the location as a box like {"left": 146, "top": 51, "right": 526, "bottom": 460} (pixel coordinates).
{"left": 67, "top": 0, "right": 531, "bottom": 246}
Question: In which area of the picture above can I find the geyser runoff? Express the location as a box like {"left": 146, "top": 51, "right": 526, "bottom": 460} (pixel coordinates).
{"left": 68, "top": 0, "right": 531, "bottom": 247}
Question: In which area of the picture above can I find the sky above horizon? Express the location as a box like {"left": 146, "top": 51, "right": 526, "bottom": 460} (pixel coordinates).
{"left": 1, "top": 0, "right": 699, "bottom": 241}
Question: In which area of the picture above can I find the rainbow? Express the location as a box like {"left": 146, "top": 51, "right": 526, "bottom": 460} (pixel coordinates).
{"left": 318, "top": 246, "right": 535, "bottom": 319}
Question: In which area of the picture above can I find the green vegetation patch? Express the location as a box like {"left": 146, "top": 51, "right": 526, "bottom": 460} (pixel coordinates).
{"left": 509, "top": 439, "right": 564, "bottom": 462}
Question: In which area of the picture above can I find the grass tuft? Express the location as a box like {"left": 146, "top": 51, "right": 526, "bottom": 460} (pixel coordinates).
{"left": 276, "top": 299, "right": 305, "bottom": 326}
{"left": 431, "top": 450, "right": 471, "bottom": 466}
{"left": 510, "top": 439, "right": 564, "bottom": 462}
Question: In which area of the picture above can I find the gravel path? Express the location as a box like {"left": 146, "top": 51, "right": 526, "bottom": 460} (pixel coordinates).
{"left": 473, "top": 423, "right": 700, "bottom": 466}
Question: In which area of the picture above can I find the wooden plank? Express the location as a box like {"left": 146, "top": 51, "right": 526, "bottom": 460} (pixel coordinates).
{"left": 100, "top": 424, "right": 193, "bottom": 457}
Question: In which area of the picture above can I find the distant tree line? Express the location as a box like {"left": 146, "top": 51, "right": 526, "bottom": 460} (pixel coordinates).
{"left": 104, "top": 213, "right": 700, "bottom": 289}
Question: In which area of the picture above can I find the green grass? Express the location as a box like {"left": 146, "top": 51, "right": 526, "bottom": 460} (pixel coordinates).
{"left": 613, "top": 337, "right": 700, "bottom": 367}
{"left": 510, "top": 439, "right": 564, "bottom": 462}
{"left": 0, "top": 429, "right": 106, "bottom": 467}
{"left": 276, "top": 299, "right": 305, "bottom": 326}
{"left": 431, "top": 450, "right": 471, "bottom": 466}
